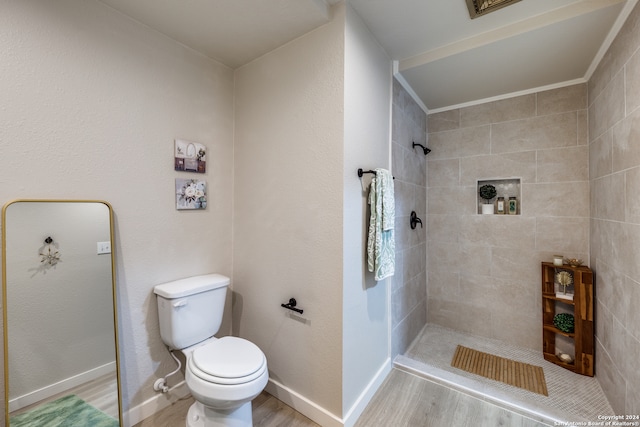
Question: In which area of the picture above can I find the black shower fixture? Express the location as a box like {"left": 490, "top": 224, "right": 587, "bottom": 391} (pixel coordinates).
{"left": 412, "top": 142, "right": 431, "bottom": 156}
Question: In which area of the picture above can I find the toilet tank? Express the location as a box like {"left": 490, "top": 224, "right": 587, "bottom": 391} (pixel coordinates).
{"left": 154, "top": 274, "right": 230, "bottom": 350}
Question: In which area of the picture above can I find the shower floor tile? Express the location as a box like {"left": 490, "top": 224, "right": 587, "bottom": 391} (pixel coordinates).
{"left": 395, "top": 324, "right": 613, "bottom": 426}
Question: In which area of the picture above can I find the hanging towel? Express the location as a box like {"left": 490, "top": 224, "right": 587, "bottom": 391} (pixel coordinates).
{"left": 367, "top": 168, "right": 395, "bottom": 281}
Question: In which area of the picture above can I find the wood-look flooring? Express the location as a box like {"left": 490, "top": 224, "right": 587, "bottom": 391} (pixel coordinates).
{"left": 135, "top": 369, "right": 551, "bottom": 427}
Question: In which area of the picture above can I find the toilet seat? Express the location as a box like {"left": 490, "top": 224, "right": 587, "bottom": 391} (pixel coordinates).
{"left": 188, "top": 336, "right": 266, "bottom": 385}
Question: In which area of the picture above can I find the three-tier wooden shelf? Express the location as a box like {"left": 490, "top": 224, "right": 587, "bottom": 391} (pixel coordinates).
{"left": 541, "top": 262, "right": 594, "bottom": 376}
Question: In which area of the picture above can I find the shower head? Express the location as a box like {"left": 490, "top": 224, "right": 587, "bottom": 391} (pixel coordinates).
{"left": 412, "top": 142, "right": 431, "bottom": 156}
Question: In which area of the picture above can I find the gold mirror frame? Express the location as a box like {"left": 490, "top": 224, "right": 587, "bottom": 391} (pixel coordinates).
{"left": 1, "top": 199, "right": 122, "bottom": 426}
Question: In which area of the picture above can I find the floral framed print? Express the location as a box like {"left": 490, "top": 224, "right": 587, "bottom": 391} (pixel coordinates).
{"left": 176, "top": 178, "right": 207, "bottom": 210}
{"left": 174, "top": 139, "right": 206, "bottom": 173}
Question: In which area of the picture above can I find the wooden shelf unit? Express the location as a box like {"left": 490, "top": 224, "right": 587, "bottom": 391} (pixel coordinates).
{"left": 541, "top": 262, "right": 594, "bottom": 376}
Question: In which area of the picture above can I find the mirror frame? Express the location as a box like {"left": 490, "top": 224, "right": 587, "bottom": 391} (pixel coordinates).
{"left": 1, "top": 199, "right": 123, "bottom": 426}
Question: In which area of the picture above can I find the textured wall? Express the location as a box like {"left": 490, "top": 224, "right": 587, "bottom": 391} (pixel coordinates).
{"left": 426, "top": 84, "right": 590, "bottom": 351}
{"left": 390, "top": 79, "right": 428, "bottom": 358}
{"left": 588, "top": 0, "right": 640, "bottom": 414}
{"left": 343, "top": 4, "right": 391, "bottom": 419}
{"left": 233, "top": 6, "right": 345, "bottom": 419}
{"left": 0, "top": 0, "right": 235, "bottom": 420}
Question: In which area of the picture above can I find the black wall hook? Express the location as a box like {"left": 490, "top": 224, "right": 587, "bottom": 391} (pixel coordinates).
{"left": 281, "top": 298, "right": 304, "bottom": 314}
{"left": 412, "top": 142, "right": 431, "bottom": 155}
{"left": 410, "top": 211, "right": 423, "bottom": 229}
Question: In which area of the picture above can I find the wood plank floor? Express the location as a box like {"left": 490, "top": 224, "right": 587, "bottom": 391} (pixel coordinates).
{"left": 135, "top": 369, "right": 551, "bottom": 427}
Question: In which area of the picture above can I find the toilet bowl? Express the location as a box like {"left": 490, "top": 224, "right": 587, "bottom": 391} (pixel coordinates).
{"left": 183, "top": 337, "right": 268, "bottom": 427}
{"left": 153, "top": 274, "right": 268, "bottom": 427}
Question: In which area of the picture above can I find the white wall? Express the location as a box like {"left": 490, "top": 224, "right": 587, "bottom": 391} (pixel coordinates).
{"left": 342, "top": 4, "right": 392, "bottom": 424}
{"left": 233, "top": 4, "right": 346, "bottom": 422}
{"left": 0, "top": 0, "right": 234, "bottom": 422}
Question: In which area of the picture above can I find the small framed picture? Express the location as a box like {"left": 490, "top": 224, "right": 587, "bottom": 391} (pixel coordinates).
{"left": 175, "top": 139, "right": 206, "bottom": 173}
{"left": 176, "top": 178, "right": 207, "bottom": 210}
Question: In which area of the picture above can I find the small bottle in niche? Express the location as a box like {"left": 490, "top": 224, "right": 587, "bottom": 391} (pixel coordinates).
{"left": 508, "top": 196, "right": 518, "bottom": 215}
{"left": 496, "top": 196, "right": 505, "bottom": 214}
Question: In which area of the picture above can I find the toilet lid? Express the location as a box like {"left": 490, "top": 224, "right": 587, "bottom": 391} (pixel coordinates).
{"left": 191, "top": 336, "right": 265, "bottom": 380}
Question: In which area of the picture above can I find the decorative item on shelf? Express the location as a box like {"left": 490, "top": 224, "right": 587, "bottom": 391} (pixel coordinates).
{"left": 553, "top": 313, "right": 575, "bottom": 333}
{"left": 555, "top": 270, "right": 574, "bottom": 300}
{"left": 508, "top": 196, "right": 518, "bottom": 215}
{"left": 558, "top": 353, "right": 574, "bottom": 364}
{"left": 479, "top": 184, "right": 496, "bottom": 214}
{"left": 564, "top": 258, "right": 583, "bottom": 267}
{"left": 553, "top": 255, "right": 564, "bottom": 266}
{"left": 496, "top": 196, "right": 505, "bottom": 214}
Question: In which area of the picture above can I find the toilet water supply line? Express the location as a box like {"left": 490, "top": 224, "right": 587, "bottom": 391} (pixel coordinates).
{"left": 154, "top": 350, "right": 182, "bottom": 393}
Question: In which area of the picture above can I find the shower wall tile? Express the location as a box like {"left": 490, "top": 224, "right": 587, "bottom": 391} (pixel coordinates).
{"left": 535, "top": 217, "right": 589, "bottom": 252}
{"left": 391, "top": 78, "right": 427, "bottom": 359}
{"left": 537, "top": 84, "right": 587, "bottom": 115}
{"left": 596, "top": 343, "right": 626, "bottom": 415}
{"left": 427, "top": 214, "right": 461, "bottom": 244}
{"left": 427, "top": 298, "right": 492, "bottom": 337}
{"left": 589, "top": 129, "right": 613, "bottom": 180}
{"left": 626, "top": 49, "right": 640, "bottom": 114}
{"left": 459, "top": 151, "right": 536, "bottom": 185}
{"left": 578, "top": 110, "right": 589, "bottom": 146}
{"left": 428, "top": 158, "right": 460, "bottom": 187}
{"left": 591, "top": 174, "right": 625, "bottom": 222}
{"left": 427, "top": 109, "right": 459, "bottom": 133}
{"left": 625, "top": 167, "right": 640, "bottom": 224}
{"left": 612, "top": 106, "right": 640, "bottom": 173}
{"left": 627, "top": 383, "right": 640, "bottom": 415}
{"left": 460, "top": 93, "right": 535, "bottom": 127}
{"left": 427, "top": 82, "right": 590, "bottom": 351}
{"left": 536, "top": 146, "right": 589, "bottom": 183}
{"left": 522, "top": 182, "right": 589, "bottom": 218}
{"left": 490, "top": 247, "right": 541, "bottom": 282}
{"left": 590, "top": 70, "right": 625, "bottom": 142}
{"left": 589, "top": 1, "right": 640, "bottom": 410}
{"left": 427, "top": 125, "right": 491, "bottom": 160}
{"left": 491, "top": 112, "right": 578, "bottom": 154}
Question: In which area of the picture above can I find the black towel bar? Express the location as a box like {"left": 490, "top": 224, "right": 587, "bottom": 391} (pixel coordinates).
{"left": 357, "top": 168, "right": 395, "bottom": 179}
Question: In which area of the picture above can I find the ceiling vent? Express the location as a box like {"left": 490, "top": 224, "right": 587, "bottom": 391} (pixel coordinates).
{"left": 465, "top": 0, "right": 522, "bottom": 19}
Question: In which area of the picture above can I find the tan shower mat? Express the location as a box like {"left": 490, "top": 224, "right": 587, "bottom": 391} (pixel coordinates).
{"left": 451, "top": 345, "right": 549, "bottom": 396}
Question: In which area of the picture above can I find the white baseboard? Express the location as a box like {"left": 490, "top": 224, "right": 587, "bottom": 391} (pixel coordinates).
{"left": 125, "top": 360, "right": 391, "bottom": 427}
{"left": 9, "top": 361, "right": 116, "bottom": 413}
{"left": 123, "top": 381, "right": 190, "bottom": 427}
{"left": 265, "top": 358, "right": 391, "bottom": 427}
{"left": 265, "top": 379, "right": 344, "bottom": 427}
{"left": 342, "top": 359, "right": 392, "bottom": 427}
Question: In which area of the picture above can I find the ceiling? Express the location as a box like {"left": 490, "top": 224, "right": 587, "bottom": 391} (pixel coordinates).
{"left": 97, "top": 0, "right": 637, "bottom": 112}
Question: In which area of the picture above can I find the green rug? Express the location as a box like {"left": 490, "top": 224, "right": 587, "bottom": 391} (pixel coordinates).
{"left": 11, "top": 394, "right": 118, "bottom": 427}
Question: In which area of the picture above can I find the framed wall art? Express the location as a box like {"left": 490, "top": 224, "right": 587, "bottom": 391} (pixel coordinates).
{"left": 174, "top": 139, "right": 206, "bottom": 173}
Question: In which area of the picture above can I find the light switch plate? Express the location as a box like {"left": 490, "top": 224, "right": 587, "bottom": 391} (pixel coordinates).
{"left": 97, "top": 241, "right": 111, "bottom": 254}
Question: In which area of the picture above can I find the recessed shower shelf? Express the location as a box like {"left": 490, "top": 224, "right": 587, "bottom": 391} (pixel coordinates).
{"left": 477, "top": 178, "right": 521, "bottom": 215}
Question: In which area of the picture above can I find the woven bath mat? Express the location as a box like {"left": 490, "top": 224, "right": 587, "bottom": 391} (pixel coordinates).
{"left": 451, "top": 345, "right": 548, "bottom": 396}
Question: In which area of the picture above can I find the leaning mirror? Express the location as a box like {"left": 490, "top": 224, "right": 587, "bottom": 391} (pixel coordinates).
{"left": 2, "top": 200, "right": 122, "bottom": 426}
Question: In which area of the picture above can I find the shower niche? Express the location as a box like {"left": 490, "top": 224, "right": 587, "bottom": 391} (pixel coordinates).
{"left": 541, "top": 262, "right": 594, "bottom": 376}
{"left": 477, "top": 178, "right": 520, "bottom": 215}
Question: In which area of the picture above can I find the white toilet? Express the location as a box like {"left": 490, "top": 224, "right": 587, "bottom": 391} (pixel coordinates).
{"left": 154, "top": 274, "right": 268, "bottom": 427}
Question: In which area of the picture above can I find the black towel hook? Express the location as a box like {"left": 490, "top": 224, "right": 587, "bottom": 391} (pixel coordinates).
{"left": 410, "top": 211, "right": 423, "bottom": 229}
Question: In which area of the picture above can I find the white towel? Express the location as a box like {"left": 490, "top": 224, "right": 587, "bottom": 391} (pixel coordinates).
{"left": 367, "top": 168, "right": 395, "bottom": 281}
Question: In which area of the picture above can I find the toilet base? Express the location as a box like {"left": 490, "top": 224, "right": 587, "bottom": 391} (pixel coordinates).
{"left": 186, "top": 400, "right": 253, "bottom": 427}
